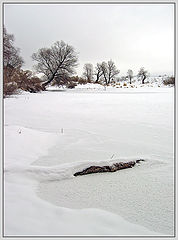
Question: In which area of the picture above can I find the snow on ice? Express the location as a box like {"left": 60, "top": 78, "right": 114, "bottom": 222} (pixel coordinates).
{"left": 4, "top": 84, "right": 174, "bottom": 236}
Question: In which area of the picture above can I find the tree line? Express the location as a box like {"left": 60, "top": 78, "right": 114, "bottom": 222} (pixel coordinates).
{"left": 82, "top": 63, "right": 149, "bottom": 85}
{"left": 3, "top": 27, "right": 173, "bottom": 97}
{"left": 31, "top": 41, "right": 149, "bottom": 87}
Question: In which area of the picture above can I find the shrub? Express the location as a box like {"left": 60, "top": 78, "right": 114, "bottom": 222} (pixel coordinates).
{"left": 123, "top": 82, "right": 127, "bottom": 86}
{"left": 15, "top": 70, "right": 44, "bottom": 93}
{"left": 3, "top": 69, "right": 44, "bottom": 97}
{"left": 3, "top": 81, "right": 18, "bottom": 97}
{"left": 78, "top": 77, "right": 87, "bottom": 85}
{"left": 3, "top": 69, "right": 18, "bottom": 97}
{"left": 67, "top": 82, "right": 77, "bottom": 89}
{"left": 163, "top": 76, "right": 175, "bottom": 86}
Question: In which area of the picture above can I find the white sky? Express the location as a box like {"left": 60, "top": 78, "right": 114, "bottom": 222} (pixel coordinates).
{"left": 4, "top": 3, "right": 174, "bottom": 77}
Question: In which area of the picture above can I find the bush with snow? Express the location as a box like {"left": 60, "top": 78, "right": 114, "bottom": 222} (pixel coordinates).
{"left": 163, "top": 76, "right": 175, "bottom": 86}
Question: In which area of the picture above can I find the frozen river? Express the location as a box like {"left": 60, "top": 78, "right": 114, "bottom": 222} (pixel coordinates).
{"left": 5, "top": 86, "right": 174, "bottom": 236}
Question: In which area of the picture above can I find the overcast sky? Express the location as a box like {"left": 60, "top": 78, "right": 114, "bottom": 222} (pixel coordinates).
{"left": 4, "top": 3, "right": 174, "bottom": 76}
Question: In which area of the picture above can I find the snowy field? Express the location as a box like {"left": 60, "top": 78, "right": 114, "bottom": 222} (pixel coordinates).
{"left": 4, "top": 85, "right": 174, "bottom": 236}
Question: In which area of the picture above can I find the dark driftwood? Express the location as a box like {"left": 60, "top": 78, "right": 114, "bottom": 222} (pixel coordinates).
{"left": 74, "top": 159, "right": 145, "bottom": 177}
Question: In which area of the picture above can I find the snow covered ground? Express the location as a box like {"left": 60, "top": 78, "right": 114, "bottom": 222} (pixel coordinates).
{"left": 4, "top": 85, "right": 174, "bottom": 236}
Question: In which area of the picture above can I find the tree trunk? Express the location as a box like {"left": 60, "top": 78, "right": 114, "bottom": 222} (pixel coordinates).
{"left": 103, "top": 74, "right": 108, "bottom": 85}
{"left": 142, "top": 75, "right": 146, "bottom": 84}
{"left": 42, "top": 72, "right": 57, "bottom": 88}
{"left": 108, "top": 74, "right": 111, "bottom": 84}
{"left": 42, "top": 78, "right": 54, "bottom": 88}
{"left": 42, "top": 64, "right": 63, "bottom": 88}
{"left": 95, "top": 74, "right": 99, "bottom": 83}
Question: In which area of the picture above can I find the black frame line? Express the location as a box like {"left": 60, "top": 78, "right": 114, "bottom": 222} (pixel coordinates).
{"left": 1, "top": 1, "right": 176, "bottom": 238}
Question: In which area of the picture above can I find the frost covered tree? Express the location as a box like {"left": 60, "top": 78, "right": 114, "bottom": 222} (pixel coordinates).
{"left": 32, "top": 41, "right": 78, "bottom": 87}
{"left": 127, "top": 69, "right": 133, "bottom": 84}
{"left": 101, "top": 60, "right": 120, "bottom": 85}
{"left": 137, "top": 67, "right": 149, "bottom": 84}
{"left": 83, "top": 63, "right": 94, "bottom": 83}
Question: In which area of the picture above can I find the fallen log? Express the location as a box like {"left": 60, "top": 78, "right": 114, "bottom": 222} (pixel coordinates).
{"left": 74, "top": 159, "right": 145, "bottom": 177}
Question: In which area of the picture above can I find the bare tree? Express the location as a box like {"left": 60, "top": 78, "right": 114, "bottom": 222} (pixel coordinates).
{"left": 32, "top": 41, "right": 78, "bottom": 87}
{"left": 100, "top": 60, "right": 120, "bottom": 85}
{"left": 3, "top": 27, "right": 24, "bottom": 97}
{"left": 137, "top": 67, "right": 149, "bottom": 84}
{"left": 100, "top": 62, "right": 108, "bottom": 85}
{"left": 94, "top": 63, "right": 103, "bottom": 83}
{"left": 3, "top": 27, "right": 24, "bottom": 78}
{"left": 127, "top": 69, "right": 134, "bottom": 84}
{"left": 83, "top": 63, "right": 94, "bottom": 83}
{"left": 107, "top": 60, "right": 120, "bottom": 84}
